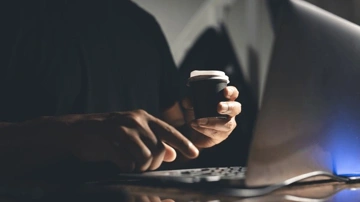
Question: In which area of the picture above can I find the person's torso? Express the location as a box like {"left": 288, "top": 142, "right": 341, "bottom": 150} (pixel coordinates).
{"left": 0, "top": 0, "right": 163, "bottom": 122}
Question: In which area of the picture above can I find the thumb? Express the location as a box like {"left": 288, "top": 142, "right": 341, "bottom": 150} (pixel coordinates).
{"left": 163, "top": 143, "right": 177, "bottom": 162}
{"left": 181, "top": 97, "right": 193, "bottom": 110}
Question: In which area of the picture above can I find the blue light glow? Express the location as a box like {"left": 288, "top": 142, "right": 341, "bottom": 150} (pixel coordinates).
{"left": 332, "top": 189, "right": 360, "bottom": 201}
{"left": 326, "top": 116, "right": 360, "bottom": 176}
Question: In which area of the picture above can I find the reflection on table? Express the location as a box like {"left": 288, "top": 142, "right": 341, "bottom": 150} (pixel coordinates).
{"left": 1, "top": 181, "right": 360, "bottom": 202}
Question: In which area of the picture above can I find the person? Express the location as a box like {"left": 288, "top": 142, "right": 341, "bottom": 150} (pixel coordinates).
{"left": 0, "top": 0, "right": 241, "bottom": 180}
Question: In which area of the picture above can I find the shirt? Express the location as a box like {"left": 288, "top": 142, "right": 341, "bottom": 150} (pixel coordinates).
{"left": 0, "top": 0, "right": 180, "bottom": 122}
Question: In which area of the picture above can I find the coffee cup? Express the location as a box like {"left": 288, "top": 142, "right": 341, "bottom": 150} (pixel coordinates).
{"left": 187, "top": 70, "right": 230, "bottom": 119}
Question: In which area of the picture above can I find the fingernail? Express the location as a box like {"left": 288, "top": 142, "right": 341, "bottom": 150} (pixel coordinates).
{"left": 220, "top": 102, "right": 229, "bottom": 113}
{"left": 197, "top": 118, "right": 208, "bottom": 125}
{"left": 188, "top": 142, "right": 199, "bottom": 157}
{"left": 226, "top": 87, "right": 234, "bottom": 97}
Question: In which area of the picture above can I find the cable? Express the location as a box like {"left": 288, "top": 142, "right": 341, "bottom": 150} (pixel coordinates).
{"left": 211, "top": 171, "right": 349, "bottom": 198}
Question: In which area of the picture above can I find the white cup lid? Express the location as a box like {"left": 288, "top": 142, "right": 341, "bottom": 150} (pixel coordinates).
{"left": 190, "top": 70, "right": 226, "bottom": 77}
{"left": 189, "top": 70, "right": 229, "bottom": 83}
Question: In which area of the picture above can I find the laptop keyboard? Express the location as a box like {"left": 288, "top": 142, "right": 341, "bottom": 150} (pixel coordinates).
{"left": 179, "top": 167, "right": 246, "bottom": 177}
{"left": 145, "top": 166, "right": 246, "bottom": 178}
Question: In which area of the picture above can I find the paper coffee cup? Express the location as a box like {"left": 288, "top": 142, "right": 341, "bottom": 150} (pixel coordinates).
{"left": 188, "top": 70, "right": 230, "bottom": 119}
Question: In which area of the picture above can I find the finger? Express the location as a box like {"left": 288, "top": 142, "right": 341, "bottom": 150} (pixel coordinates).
{"left": 191, "top": 117, "right": 236, "bottom": 132}
{"left": 217, "top": 101, "right": 242, "bottom": 117}
{"left": 109, "top": 142, "right": 136, "bottom": 172}
{"left": 138, "top": 126, "right": 166, "bottom": 171}
{"left": 100, "top": 135, "right": 136, "bottom": 172}
{"left": 148, "top": 196, "right": 162, "bottom": 202}
{"left": 118, "top": 127, "right": 153, "bottom": 172}
{"left": 162, "top": 199, "right": 175, "bottom": 202}
{"left": 148, "top": 118, "right": 199, "bottom": 159}
{"left": 163, "top": 142, "right": 177, "bottom": 162}
{"left": 147, "top": 144, "right": 165, "bottom": 170}
{"left": 135, "top": 195, "right": 151, "bottom": 202}
{"left": 128, "top": 195, "right": 137, "bottom": 202}
{"left": 181, "top": 97, "right": 193, "bottom": 110}
{"left": 224, "top": 86, "right": 239, "bottom": 101}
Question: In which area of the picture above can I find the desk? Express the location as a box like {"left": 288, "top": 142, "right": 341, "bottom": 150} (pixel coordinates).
{"left": 2, "top": 180, "right": 359, "bottom": 202}
{"left": 84, "top": 182, "right": 360, "bottom": 202}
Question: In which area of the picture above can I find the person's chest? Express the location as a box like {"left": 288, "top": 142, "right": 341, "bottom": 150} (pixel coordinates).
{"left": 78, "top": 16, "right": 162, "bottom": 116}
{"left": 0, "top": 13, "right": 164, "bottom": 121}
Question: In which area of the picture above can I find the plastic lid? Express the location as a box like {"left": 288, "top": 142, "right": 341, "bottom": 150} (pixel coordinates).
{"left": 190, "top": 70, "right": 226, "bottom": 78}
{"left": 189, "top": 70, "right": 229, "bottom": 83}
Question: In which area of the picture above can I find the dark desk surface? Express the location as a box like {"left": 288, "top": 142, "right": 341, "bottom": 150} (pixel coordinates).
{"left": 2, "top": 180, "right": 359, "bottom": 202}
{"left": 86, "top": 182, "right": 360, "bottom": 202}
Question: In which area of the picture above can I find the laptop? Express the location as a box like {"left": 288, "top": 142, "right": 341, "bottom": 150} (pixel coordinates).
{"left": 114, "top": 0, "right": 360, "bottom": 189}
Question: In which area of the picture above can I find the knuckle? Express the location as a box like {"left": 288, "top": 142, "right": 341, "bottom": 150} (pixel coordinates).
{"left": 135, "top": 109, "right": 148, "bottom": 116}
{"left": 128, "top": 110, "right": 152, "bottom": 126}
{"left": 217, "top": 103, "right": 223, "bottom": 112}
{"left": 228, "top": 102, "right": 242, "bottom": 115}
{"left": 219, "top": 102, "right": 230, "bottom": 114}
{"left": 125, "top": 112, "right": 136, "bottom": 120}
{"left": 127, "top": 113, "right": 144, "bottom": 126}
{"left": 228, "top": 102, "right": 235, "bottom": 111}
{"left": 212, "top": 129, "right": 219, "bottom": 135}
{"left": 118, "top": 126, "right": 136, "bottom": 140}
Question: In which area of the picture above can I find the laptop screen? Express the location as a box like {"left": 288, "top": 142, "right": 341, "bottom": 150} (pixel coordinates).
{"left": 245, "top": 0, "right": 360, "bottom": 187}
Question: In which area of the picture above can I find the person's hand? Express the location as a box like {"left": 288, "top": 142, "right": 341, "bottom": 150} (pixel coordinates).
{"left": 183, "top": 86, "right": 241, "bottom": 148}
{"left": 64, "top": 110, "right": 199, "bottom": 172}
{"left": 128, "top": 195, "right": 175, "bottom": 202}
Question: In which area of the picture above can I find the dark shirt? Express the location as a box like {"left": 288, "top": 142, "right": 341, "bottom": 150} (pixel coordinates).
{"left": 0, "top": 0, "right": 180, "bottom": 122}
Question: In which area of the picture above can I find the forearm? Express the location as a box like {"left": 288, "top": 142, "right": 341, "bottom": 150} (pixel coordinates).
{"left": 0, "top": 117, "right": 71, "bottom": 180}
